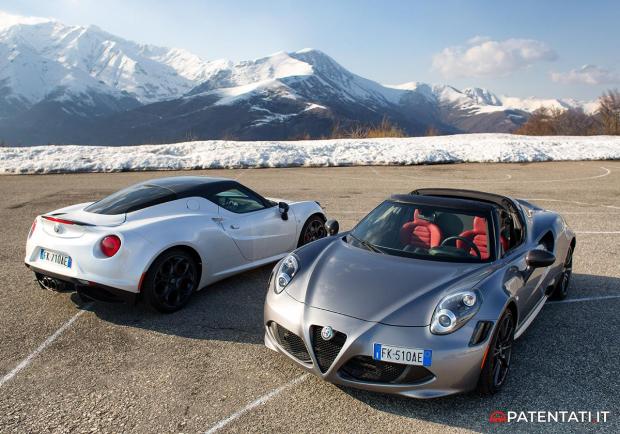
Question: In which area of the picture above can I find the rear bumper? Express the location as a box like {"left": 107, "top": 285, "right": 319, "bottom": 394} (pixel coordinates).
{"left": 27, "top": 263, "right": 138, "bottom": 304}
{"left": 25, "top": 222, "right": 149, "bottom": 293}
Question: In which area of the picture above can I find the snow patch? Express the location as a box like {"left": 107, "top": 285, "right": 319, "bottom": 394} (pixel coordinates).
{"left": 1, "top": 134, "right": 618, "bottom": 174}
{"left": 0, "top": 11, "right": 52, "bottom": 30}
{"left": 304, "top": 103, "right": 327, "bottom": 111}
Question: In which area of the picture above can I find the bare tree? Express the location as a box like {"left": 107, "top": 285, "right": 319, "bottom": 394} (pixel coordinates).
{"left": 515, "top": 107, "right": 558, "bottom": 135}
{"left": 597, "top": 89, "right": 620, "bottom": 135}
{"left": 554, "top": 108, "right": 596, "bottom": 135}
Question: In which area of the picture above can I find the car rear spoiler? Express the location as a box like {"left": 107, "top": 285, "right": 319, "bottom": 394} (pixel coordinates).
{"left": 42, "top": 215, "right": 95, "bottom": 227}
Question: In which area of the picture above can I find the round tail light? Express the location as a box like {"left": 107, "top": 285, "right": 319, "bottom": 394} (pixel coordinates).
{"left": 100, "top": 235, "right": 121, "bottom": 257}
{"left": 28, "top": 218, "right": 37, "bottom": 239}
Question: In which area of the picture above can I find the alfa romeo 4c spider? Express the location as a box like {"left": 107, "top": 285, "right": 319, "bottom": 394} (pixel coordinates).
{"left": 264, "top": 189, "right": 575, "bottom": 398}
{"left": 25, "top": 176, "right": 327, "bottom": 312}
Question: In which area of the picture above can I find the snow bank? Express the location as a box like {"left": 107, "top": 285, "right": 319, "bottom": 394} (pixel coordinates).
{"left": 1, "top": 134, "right": 619, "bottom": 175}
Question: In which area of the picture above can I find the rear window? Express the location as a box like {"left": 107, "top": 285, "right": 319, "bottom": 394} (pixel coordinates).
{"left": 85, "top": 184, "right": 177, "bottom": 215}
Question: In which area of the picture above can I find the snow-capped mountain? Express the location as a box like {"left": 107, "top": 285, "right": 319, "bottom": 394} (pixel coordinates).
{"left": 0, "top": 11, "right": 229, "bottom": 107}
{"left": 0, "top": 11, "right": 598, "bottom": 145}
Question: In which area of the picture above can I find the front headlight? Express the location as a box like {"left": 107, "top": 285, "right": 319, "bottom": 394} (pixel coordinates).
{"left": 274, "top": 254, "right": 299, "bottom": 293}
{"left": 430, "top": 290, "right": 482, "bottom": 335}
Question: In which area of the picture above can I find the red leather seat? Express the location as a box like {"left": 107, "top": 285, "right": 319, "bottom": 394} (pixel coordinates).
{"left": 400, "top": 209, "right": 443, "bottom": 249}
{"left": 457, "top": 217, "right": 509, "bottom": 259}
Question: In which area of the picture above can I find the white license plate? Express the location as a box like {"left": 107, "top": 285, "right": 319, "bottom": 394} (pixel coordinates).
{"left": 373, "top": 343, "right": 432, "bottom": 366}
{"left": 39, "top": 249, "right": 72, "bottom": 268}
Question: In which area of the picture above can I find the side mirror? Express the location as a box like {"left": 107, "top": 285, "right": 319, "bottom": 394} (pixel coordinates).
{"left": 525, "top": 249, "right": 555, "bottom": 268}
{"left": 278, "top": 202, "right": 289, "bottom": 221}
{"left": 325, "top": 219, "right": 339, "bottom": 236}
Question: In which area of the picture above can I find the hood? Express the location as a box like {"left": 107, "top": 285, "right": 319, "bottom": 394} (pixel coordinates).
{"left": 46, "top": 202, "right": 126, "bottom": 227}
{"left": 287, "top": 238, "right": 491, "bottom": 326}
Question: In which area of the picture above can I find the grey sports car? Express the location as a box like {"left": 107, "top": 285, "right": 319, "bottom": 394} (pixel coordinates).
{"left": 264, "top": 189, "right": 575, "bottom": 398}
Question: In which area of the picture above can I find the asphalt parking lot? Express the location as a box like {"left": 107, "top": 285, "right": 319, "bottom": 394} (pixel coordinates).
{"left": 0, "top": 161, "right": 619, "bottom": 433}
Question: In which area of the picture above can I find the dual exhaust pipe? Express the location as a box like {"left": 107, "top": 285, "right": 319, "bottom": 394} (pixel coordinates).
{"left": 36, "top": 274, "right": 69, "bottom": 292}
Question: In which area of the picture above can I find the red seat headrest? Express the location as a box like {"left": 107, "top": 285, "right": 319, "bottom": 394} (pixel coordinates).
{"left": 413, "top": 209, "right": 435, "bottom": 225}
{"left": 473, "top": 216, "right": 487, "bottom": 233}
{"left": 400, "top": 209, "right": 443, "bottom": 249}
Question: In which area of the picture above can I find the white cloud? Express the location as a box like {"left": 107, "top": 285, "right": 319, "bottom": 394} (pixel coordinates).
{"left": 466, "top": 35, "right": 492, "bottom": 45}
{"left": 432, "top": 37, "right": 557, "bottom": 78}
{"left": 550, "top": 64, "right": 620, "bottom": 85}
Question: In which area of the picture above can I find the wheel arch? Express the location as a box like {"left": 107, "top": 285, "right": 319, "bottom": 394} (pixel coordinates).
{"left": 307, "top": 211, "right": 327, "bottom": 223}
{"left": 538, "top": 231, "right": 555, "bottom": 252}
{"left": 140, "top": 244, "right": 203, "bottom": 291}
{"left": 505, "top": 299, "right": 519, "bottom": 325}
{"left": 297, "top": 212, "right": 327, "bottom": 247}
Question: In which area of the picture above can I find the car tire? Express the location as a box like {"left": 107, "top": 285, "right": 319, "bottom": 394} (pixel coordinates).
{"left": 551, "top": 246, "right": 573, "bottom": 300}
{"left": 298, "top": 214, "right": 327, "bottom": 247}
{"left": 142, "top": 249, "right": 198, "bottom": 313}
{"left": 477, "top": 309, "right": 515, "bottom": 395}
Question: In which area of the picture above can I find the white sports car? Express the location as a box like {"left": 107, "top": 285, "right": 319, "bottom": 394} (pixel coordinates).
{"left": 25, "top": 176, "right": 328, "bottom": 312}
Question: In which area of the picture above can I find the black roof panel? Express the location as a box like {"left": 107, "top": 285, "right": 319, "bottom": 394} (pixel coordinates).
{"left": 410, "top": 188, "right": 515, "bottom": 211}
{"left": 145, "top": 176, "right": 232, "bottom": 193}
{"left": 389, "top": 193, "right": 496, "bottom": 212}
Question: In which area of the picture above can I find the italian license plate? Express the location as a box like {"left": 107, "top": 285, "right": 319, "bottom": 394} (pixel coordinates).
{"left": 373, "top": 343, "right": 432, "bottom": 366}
{"left": 39, "top": 249, "right": 72, "bottom": 268}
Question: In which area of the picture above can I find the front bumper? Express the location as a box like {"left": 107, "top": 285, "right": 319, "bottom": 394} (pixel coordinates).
{"left": 27, "top": 264, "right": 138, "bottom": 304}
{"left": 264, "top": 289, "right": 492, "bottom": 399}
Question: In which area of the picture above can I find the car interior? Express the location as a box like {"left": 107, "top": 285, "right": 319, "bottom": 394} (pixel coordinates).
{"left": 209, "top": 187, "right": 268, "bottom": 214}
{"left": 398, "top": 207, "right": 495, "bottom": 260}
{"left": 350, "top": 200, "right": 524, "bottom": 262}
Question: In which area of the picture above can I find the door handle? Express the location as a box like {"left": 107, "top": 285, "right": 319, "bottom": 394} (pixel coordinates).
{"left": 230, "top": 224, "right": 240, "bottom": 229}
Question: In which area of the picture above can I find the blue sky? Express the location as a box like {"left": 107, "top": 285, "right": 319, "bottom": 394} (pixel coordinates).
{"left": 3, "top": 0, "right": 619, "bottom": 99}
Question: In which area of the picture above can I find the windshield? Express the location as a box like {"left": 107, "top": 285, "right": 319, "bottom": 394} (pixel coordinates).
{"left": 85, "top": 184, "right": 177, "bottom": 215}
{"left": 348, "top": 200, "right": 495, "bottom": 263}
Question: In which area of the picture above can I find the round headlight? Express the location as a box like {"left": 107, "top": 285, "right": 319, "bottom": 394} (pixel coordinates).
{"left": 432, "top": 309, "right": 457, "bottom": 333}
{"left": 438, "top": 312, "right": 453, "bottom": 327}
{"left": 277, "top": 273, "right": 291, "bottom": 289}
{"left": 430, "top": 290, "right": 481, "bottom": 335}
{"left": 274, "top": 254, "right": 299, "bottom": 293}
{"left": 462, "top": 293, "right": 476, "bottom": 307}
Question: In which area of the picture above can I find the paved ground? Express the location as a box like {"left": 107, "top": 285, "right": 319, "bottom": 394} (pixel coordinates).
{"left": 0, "top": 161, "right": 619, "bottom": 433}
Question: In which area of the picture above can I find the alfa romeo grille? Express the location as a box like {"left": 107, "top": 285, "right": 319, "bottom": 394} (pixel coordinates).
{"left": 310, "top": 325, "right": 347, "bottom": 373}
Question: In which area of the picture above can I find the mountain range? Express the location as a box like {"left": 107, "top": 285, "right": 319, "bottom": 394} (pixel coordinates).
{"left": 0, "top": 11, "right": 598, "bottom": 146}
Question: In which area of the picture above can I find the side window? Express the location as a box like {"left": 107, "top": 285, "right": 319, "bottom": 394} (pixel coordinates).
{"left": 500, "top": 211, "right": 524, "bottom": 256}
{"left": 211, "top": 187, "right": 266, "bottom": 214}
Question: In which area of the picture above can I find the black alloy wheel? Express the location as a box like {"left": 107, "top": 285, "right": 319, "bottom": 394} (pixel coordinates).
{"left": 552, "top": 247, "right": 573, "bottom": 300}
{"left": 143, "top": 249, "right": 198, "bottom": 313}
{"left": 477, "top": 309, "right": 515, "bottom": 395}
{"left": 490, "top": 313, "right": 514, "bottom": 388}
{"left": 299, "top": 215, "right": 327, "bottom": 246}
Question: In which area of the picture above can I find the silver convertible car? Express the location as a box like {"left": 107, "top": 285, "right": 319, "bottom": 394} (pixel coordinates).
{"left": 264, "top": 189, "right": 575, "bottom": 398}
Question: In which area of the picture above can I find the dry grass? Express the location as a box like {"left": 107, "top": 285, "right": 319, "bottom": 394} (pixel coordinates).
{"left": 424, "top": 126, "right": 441, "bottom": 136}
{"left": 329, "top": 117, "right": 406, "bottom": 139}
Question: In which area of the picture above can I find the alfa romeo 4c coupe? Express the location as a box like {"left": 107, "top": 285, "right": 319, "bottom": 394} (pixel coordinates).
{"left": 264, "top": 189, "right": 575, "bottom": 398}
{"left": 25, "top": 176, "right": 327, "bottom": 312}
